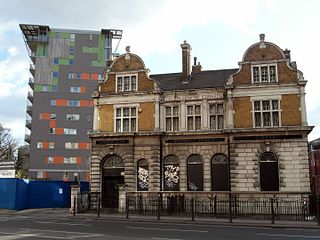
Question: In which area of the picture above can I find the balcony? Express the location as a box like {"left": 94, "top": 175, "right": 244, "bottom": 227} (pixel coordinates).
{"left": 24, "top": 134, "right": 31, "bottom": 144}
{"left": 27, "top": 91, "right": 34, "bottom": 103}
{"left": 29, "top": 64, "right": 35, "bottom": 77}
{"left": 27, "top": 105, "right": 32, "bottom": 117}
{"left": 26, "top": 120, "right": 32, "bottom": 130}
{"left": 28, "top": 78, "right": 34, "bottom": 89}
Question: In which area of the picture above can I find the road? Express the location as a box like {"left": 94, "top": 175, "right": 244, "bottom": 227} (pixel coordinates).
{"left": 0, "top": 209, "right": 319, "bottom": 239}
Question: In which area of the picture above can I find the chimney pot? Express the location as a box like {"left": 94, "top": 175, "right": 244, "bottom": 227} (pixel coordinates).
{"left": 194, "top": 57, "right": 197, "bottom": 66}
{"left": 181, "top": 41, "right": 192, "bottom": 82}
{"left": 259, "top": 33, "right": 265, "bottom": 42}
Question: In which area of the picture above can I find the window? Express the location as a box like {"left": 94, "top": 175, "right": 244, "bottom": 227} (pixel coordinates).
{"left": 209, "top": 103, "right": 224, "bottom": 130}
{"left": 52, "top": 85, "right": 57, "bottom": 92}
{"left": 116, "top": 75, "right": 137, "bottom": 92}
{"left": 64, "top": 128, "right": 77, "bottom": 135}
{"left": 253, "top": 100, "right": 280, "bottom": 127}
{"left": 50, "top": 113, "right": 56, "bottom": 120}
{"left": 211, "top": 154, "right": 229, "bottom": 191}
{"left": 50, "top": 100, "right": 56, "bottom": 106}
{"left": 76, "top": 72, "right": 81, "bottom": 79}
{"left": 259, "top": 152, "right": 279, "bottom": 191}
{"left": 70, "top": 86, "right": 81, "bottom": 93}
{"left": 137, "top": 159, "right": 149, "bottom": 191}
{"left": 67, "top": 100, "right": 80, "bottom": 107}
{"left": 69, "top": 46, "right": 75, "bottom": 55}
{"left": 65, "top": 142, "right": 78, "bottom": 149}
{"left": 98, "top": 73, "right": 103, "bottom": 81}
{"left": 64, "top": 157, "right": 77, "bottom": 164}
{"left": 163, "top": 155, "right": 179, "bottom": 191}
{"left": 53, "top": 58, "right": 59, "bottom": 64}
{"left": 52, "top": 72, "right": 58, "bottom": 78}
{"left": 49, "top": 128, "right": 55, "bottom": 134}
{"left": 165, "top": 106, "right": 179, "bottom": 131}
{"left": 37, "top": 142, "right": 44, "bottom": 149}
{"left": 187, "top": 105, "right": 201, "bottom": 131}
{"left": 69, "top": 59, "right": 74, "bottom": 65}
{"left": 66, "top": 114, "right": 80, "bottom": 121}
{"left": 115, "top": 107, "right": 137, "bottom": 132}
{"left": 42, "top": 85, "right": 48, "bottom": 92}
{"left": 47, "top": 157, "right": 54, "bottom": 164}
{"left": 252, "top": 65, "right": 277, "bottom": 83}
{"left": 187, "top": 155, "right": 203, "bottom": 191}
{"left": 48, "top": 142, "right": 55, "bottom": 149}
{"left": 70, "top": 34, "right": 75, "bottom": 41}
{"left": 68, "top": 73, "right": 74, "bottom": 79}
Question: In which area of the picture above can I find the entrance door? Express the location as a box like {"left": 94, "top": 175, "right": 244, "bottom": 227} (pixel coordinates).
{"left": 102, "top": 175, "right": 124, "bottom": 208}
{"left": 101, "top": 155, "right": 125, "bottom": 209}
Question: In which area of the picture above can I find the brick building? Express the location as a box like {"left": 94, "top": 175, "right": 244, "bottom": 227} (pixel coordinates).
{"left": 90, "top": 34, "right": 312, "bottom": 207}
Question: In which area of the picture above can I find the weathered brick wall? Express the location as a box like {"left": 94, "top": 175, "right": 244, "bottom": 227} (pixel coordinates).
{"left": 139, "top": 102, "right": 155, "bottom": 131}
{"left": 111, "top": 54, "right": 145, "bottom": 72}
{"left": 233, "top": 97, "right": 252, "bottom": 128}
{"left": 99, "top": 104, "right": 113, "bottom": 132}
{"left": 243, "top": 43, "right": 284, "bottom": 62}
{"left": 281, "top": 94, "right": 301, "bottom": 126}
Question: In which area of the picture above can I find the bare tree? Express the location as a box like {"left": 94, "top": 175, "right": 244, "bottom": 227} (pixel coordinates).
{"left": 0, "top": 124, "right": 17, "bottom": 161}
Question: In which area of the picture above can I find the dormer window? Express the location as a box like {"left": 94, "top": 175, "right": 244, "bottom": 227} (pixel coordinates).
{"left": 252, "top": 65, "right": 277, "bottom": 83}
{"left": 116, "top": 74, "right": 137, "bottom": 92}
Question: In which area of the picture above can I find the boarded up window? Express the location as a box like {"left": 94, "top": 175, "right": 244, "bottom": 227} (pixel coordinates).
{"left": 137, "top": 159, "right": 149, "bottom": 191}
{"left": 163, "top": 155, "right": 180, "bottom": 191}
{"left": 187, "top": 155, "right": 203, "bottom": 191}
{"left": 260, "top": 152, "right": 279, "bottom": 191}
{"left": 211, "top": 154, "right": 229, "bottom": 191}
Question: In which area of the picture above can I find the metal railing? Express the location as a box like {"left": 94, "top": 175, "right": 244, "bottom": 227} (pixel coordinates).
{"left": 76, "top": 191, "right": 320, "bottom": 224}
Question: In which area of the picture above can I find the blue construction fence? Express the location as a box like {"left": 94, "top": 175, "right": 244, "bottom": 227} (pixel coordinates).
{"left": 0, "top": 178, "right": 89, "bottom": 210}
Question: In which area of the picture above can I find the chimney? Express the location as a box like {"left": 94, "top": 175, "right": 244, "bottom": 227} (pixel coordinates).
{"left": 181, "top": 40, "right": 191, "bottom": 82}
{"left": 192, "top": 57, "right": 202, "bottom": 73}
{"left": 284, "top": 48, "right": 291, "bottom": 61}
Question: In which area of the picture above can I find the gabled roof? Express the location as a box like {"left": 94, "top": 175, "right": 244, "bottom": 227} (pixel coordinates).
{"left": 150, "top": 68, "right": 238, "bottom": 91}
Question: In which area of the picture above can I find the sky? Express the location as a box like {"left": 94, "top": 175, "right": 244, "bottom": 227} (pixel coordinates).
{"left": 0, "top": 0, "right": 319, "bottom": 145}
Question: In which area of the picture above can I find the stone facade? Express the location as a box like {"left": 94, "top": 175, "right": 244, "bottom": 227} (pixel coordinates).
{"left": 90, "top": 35, "right": 312, "bottom": 203}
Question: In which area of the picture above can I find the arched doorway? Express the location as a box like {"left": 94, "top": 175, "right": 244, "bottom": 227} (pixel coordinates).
{"left": 259, "top": 152, "right": 279, "bottom": 191}
{"left": 102, "top": 155, "right": 124, "bottom": 208}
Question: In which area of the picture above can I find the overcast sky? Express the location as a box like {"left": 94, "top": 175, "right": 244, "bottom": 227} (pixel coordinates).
{"left": 0, "top": 0, "right": 319, "bottom": 145}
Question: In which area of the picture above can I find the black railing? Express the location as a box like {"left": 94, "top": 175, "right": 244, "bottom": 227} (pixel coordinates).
{"left": 76, "top": 192, "right": 320, "bottom": 224}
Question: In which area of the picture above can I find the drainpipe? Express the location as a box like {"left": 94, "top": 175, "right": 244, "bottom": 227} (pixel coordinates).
{"left": 159, "top": 132, "right": 163, "bottom": 191}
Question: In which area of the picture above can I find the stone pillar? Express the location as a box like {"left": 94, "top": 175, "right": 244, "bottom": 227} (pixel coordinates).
{"left": 180, "top": 101, "right": 186, "bottom": 130}
{"left": 69, "top": 185, "right": 80, "bottom": 214}
{"left": 93, "top": 104, "right": 99, "bottom": 131}
{"left": 155, "top": 100, "right": 160, "bottom": 131}
{"left": 226, "top": 88, "right": 234, "bottom": 129}
{"left": 118, "top": 184, "right": 126, "bottom": 213}
{"left": 202, "top": 99, "right": 208, "bottom": 130}
{"left": 299, "top": 84, "right": 308, "bottom": 126}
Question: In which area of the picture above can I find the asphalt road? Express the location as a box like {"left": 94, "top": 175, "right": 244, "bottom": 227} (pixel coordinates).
{"left": 0, "top": 209, "right": 319, "bottom": 239}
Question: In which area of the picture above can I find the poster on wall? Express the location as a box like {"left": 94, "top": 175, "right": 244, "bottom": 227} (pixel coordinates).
{"left": 0, "top": 160, "right": 15, "bottom": 178}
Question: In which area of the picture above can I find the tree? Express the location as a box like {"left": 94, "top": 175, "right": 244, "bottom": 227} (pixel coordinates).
{"left": 0, "top": 124, "right": 17, "bottom": 161}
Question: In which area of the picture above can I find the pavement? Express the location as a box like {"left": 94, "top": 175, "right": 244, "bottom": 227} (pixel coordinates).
{"left": 1, "top": 208, "right": 319, "bottom": 229}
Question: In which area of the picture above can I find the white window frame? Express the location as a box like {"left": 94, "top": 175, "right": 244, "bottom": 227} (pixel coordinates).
{"left": 70, "top": 86, "right": 81, "bottom": 93}
{"left": 64, "top": 157, "right": 77, "bottom": 164}
{"left": 251, "top": 64, "right": 278, "bottom": 84}
{"left": 251, "top": 97, "right": 281, "bottom": 128}
{"left": 209, "top": 103, "right": 224, "bottom": 130}
{"left": 37, "top": 142, "right": 43, "bottom": 149}
{"left": 114, "top": 104, "right": 138, "bottom": 132}
{"left": 65, "top": 142, "right": 79, "bottom": 149}
{"left": 48, "top": 142, "right": 55, "bottom": 149}
{"left": 48, "top": 157, "right": 54, "bottom": 164}
{"left": 66, "top": 114, "right": 80, "bottom": 121}
{"left": 116, "top": 74, "right": 138, "bottom": 92}
{"left": 186, "top": 104, "right": 202, "bottom": 131}
{"left": 67, "top": 100, "right": 80, "bottom": 107}
{"left": 64, "top": 128, "right": 77, "bottom": 135}
{"left": 165, "top": 106, "right": 179, "bottom": 132}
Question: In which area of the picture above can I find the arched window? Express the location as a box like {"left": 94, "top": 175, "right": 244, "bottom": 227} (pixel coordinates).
{"left": 137, "top": 159, "right": 149, "bottom": 191}
{"left": 211, "top": 154, "right": 229, "bottom": 191}
{"left": 163, "top": 155, "right": 180, "bottom": 191}
{"left": 187, "top": 155, "right": 203, "bottom": 191}
{"left": 259, "top": 152, "right": 279, "bottom": 191}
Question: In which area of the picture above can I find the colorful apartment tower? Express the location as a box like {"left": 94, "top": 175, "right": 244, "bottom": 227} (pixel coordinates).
{"left": 20, "top": 24, "right": 122, "bottom": 181}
